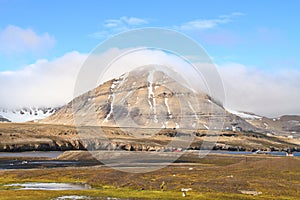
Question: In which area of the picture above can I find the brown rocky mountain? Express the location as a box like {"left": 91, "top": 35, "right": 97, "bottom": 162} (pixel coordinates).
{"left": 245, "top": 115, "right": 300, "bottom": 137}
{"left": 42, "top": 66, "right": 254, "bottom": 132}
{"left": 1, "top": 67, "right": 299, "bottom": 152}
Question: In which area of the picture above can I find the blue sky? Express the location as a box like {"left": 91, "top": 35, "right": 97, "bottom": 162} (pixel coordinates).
{"left": 1, "top": 0, "right": 299, "bottom": 71}
{"left": 0, "top": 0, "right": 299, "bottom": 116}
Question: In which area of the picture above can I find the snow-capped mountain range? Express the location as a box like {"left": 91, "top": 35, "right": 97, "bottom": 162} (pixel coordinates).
{"left": 0, "top": 107, "right": 59, "bottom": 123}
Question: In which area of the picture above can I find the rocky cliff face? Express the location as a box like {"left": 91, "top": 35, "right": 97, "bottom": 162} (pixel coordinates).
{"left": 1, "top": 123, "right": 299, "bottom": 152}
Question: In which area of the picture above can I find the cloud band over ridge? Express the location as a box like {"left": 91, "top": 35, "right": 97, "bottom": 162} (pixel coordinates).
{"left": 0, "top": 49, "right": 299, "bottom": 117}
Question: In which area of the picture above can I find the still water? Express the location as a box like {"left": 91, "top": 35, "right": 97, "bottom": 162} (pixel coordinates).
{"left": 4, "top": 182, "right": 90, "bottom": 190}
{"left": 0, "top": 151, "right": 63, "bottom": 158}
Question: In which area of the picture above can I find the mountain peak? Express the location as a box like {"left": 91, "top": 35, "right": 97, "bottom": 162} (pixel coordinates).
{"left": 42, "top": 66, "right": 223, "bottom": 129}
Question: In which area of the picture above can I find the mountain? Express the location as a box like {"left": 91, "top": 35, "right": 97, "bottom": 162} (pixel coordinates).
{"left": 226, "top": 109, "right": 300, "bottom": 137}
{"left": 0, "top": 107, "right": 59, "bottom": 123}
{"left": 0, "top": 115, "right": 10, "bottom": 122}
{"left": 2, "top": 66, "right": 299, "bottom": 152}
{"left": 244, "top": 115, "right": 300, "bottom": 137}
{"left": 42, "top": 66, "right": 255, "bottom": 131}
{"left": 226, "top": 109, "right": 263, "bottom": 120}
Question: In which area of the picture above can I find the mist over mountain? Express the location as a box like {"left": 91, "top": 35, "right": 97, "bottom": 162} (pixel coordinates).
{"left": 1, "top": 66, "right": 299, "bottom": 154}
{"left": 42, "top": 66, "right": 254, "bottom": 132}
{"left": 0, "top": 64, "right": 298, "bottom": 139}
{"left": 1, "top": 50, "right": 299, "bottom": 118}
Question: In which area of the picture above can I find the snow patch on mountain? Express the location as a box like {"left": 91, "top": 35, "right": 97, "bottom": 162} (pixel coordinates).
{"left": 226, "top": 109, "right": 262, "bottom": 120}
{"left": 0, "top": 107, "right": 58, "bottom": 122}
{"left": 147, "top": 70, "right": 158, "bottom": 122}
{"left": 103, "top": 74, "right": 128, "bottom": 123}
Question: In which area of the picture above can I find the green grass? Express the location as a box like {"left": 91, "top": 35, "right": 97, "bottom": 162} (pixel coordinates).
{"left": 0, "top": 188, "right": 298, "bottom": 200}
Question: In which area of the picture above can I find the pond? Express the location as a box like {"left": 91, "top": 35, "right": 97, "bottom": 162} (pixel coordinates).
{"left": 0, "top": 159, "right": 100, "bottom": 170}
{"left": 4, "top": 182, "right": 91, "bottom": 190}
{"left": 0, "top": 151, "right": 63, "bottom": 158}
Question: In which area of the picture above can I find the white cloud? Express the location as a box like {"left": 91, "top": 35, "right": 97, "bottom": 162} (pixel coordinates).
{"left": 73, "top": 48, "right": 208, "bottom": 97}
{"left": 0, "top": 48, "right": 206, "bottom": 109}
{"left": 100, "top": 48, "right": 207, "bottom": 89}
{"left": 1, "top": 47, "right": 299, "bottom": 118}
{"left": 90, "top": 16, "right": 148, "bottom": 39}
{"left": 219, "top": 63, "right": 300, "bottom": 117}
{"left": 105, "top": 17, "right": 148, "bottom": 28}
{"left": 177, "top": 12, "right": 244, "bottom": 30}
{"left": 121, "top": 17, "right": 148, "bottom": 26}
{"left": 0, "top": 51, "right": 86, "bottom": 108}
{"left": 0, "top": 25, "right": 55, "bottom": 55}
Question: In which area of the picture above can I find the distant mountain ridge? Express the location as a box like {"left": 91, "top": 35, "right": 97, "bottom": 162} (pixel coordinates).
{"left": 0, "top": 107, "right": 59, "bottom": 123}
{"left": 0, "top": 115, "right": 10, "bottom": 122}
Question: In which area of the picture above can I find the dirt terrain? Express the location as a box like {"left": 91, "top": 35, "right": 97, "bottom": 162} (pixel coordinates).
{"left": 0, "top": 122, "right": 299, "bottom": 152}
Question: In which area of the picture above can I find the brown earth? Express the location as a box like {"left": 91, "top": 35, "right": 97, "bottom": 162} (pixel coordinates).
{"left": 0, "top": 122, "right": 299, "bottom": 152}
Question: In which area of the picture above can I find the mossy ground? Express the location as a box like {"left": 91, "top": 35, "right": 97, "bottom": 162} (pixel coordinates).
{"left": 0, "top": 154, "right": 300, "bottom": 199}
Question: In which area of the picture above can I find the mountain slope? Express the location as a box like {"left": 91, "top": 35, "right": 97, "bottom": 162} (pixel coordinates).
{"left": 42, "top": 66, "right": 255, "bottom": 131}
{"left": 245, "top": 115, "right": 300, "bottom": 136}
